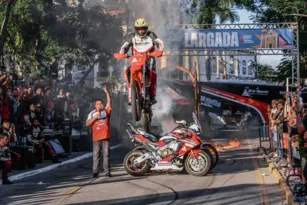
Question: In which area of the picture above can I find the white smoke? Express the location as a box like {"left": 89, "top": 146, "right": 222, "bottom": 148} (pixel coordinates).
{"left": 152, "top": 87, "right": 177, "bottom": 133}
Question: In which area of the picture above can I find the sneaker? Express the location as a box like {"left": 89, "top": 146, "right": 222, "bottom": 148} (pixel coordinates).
{"left": 2, "top": 179, "right": 13, "bottom": 185}
{"left": 128, "top": 99, "right": 131, "bottom": 105}
{"left": 104, "top": 172, "right": 112, "bottom": 177}
{"left": 93, "top": 173, "right": 99, "bottom": 178}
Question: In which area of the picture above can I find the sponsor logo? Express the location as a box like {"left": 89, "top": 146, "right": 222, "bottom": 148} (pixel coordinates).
{"left": 185, "top": 143, "right": 194, "bottom": 148}
{"left": 200, "top": 96, "right": 221, "bottom": 108}
{"left": 242, "top": 87, "right": 269, "bottom": 97}
{"left": 242, "top": 89, "right": 250, "bottom": 97}
{"left": 131, "top": 58, "right": 138, "bottom": 63}
{"left": 240, "top": 34, "right": 255, "bottom": 44}
{"left": 279, "top": 90, "right": 286, "bottom": 95}
{"left": 157, "top": 163, "right": 172, "bottom": 166}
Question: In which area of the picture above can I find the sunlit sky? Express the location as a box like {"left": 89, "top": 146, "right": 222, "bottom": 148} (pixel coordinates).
{"left": 236, "top": 9, "right": 282, "bottom": 68}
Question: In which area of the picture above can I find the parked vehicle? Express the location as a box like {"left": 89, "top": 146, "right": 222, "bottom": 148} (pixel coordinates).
{"left": 123, "top": 113, "right": 212, "bottom": 176}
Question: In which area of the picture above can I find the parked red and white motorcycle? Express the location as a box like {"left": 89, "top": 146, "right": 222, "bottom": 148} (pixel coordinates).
{"left": 123, "top": 113, "right": 212, "bottom": 176}
{"left": 170, "top": 113, "right": 219, "bottom": 171}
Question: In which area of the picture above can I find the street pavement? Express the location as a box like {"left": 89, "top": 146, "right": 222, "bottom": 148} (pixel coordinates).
{"left": 0, "top": 133, "right": 287, "bottom": 205}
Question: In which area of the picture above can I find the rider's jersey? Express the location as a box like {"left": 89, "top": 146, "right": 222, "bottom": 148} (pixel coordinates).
{"left": 120, "top": 31, "right": 164, "bottom": 55}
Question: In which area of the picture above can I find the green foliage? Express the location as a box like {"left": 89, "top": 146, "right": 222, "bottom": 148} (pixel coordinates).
{"left": 0, "top": 0, "right": 124, "bottom": 78}
{"left": 189, "top": 0, "right": 240, "bottom": 24}
{"left": 240, "top": 0, "right": 307, "bottom": 81}
{"left": 257, "top": 63, "right": 277, "bottom": 81}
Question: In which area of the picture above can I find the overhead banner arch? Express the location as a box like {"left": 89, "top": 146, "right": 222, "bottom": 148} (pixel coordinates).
{"left": 162, "top": 23, "right": 299, "bottom": 85}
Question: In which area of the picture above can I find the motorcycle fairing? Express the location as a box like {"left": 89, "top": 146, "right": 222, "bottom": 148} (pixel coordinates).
{"left": 188, "top": 149, "right": 203, "bottom": 160}
{"left": 130, "top": 55, "right": 146, "bottom": 72}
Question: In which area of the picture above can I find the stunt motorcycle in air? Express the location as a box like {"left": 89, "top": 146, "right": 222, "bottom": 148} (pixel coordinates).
{"left": 123, "top": 113, "right": 216, "bottom": 176}
{"left": 114, "top": 50, "right": 162, "bottom": 132}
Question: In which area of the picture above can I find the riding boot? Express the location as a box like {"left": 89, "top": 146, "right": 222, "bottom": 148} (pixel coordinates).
{"left": 150, "top": 71, "right": 157, "bottom": 105}
{"left": 125, "top": 68, "right": 132, "bottom": 105}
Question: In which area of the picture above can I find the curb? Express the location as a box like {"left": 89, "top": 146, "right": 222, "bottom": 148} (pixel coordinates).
{"left": 265, "top": 159, "right": 298, "bottom": 205}
{"left": 1, "top": 144, "right": 122, "bottom": 185}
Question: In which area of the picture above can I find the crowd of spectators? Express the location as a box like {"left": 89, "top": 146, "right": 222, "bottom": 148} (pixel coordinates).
{"left": 268, "top": 87, "right": 302, "bottom": 166}
{"left": 0, "top": 72, "right": 104, "bottom": 184}
{"left": 266, "top": 85, "right": 307, "bottom": 198}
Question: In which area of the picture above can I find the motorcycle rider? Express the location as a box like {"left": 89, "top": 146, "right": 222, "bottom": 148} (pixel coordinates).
{"left": 119, "top": 18, "right": 164, "bottom": 105}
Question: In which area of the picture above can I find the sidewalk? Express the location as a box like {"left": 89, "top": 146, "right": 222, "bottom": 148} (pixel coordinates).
{"left": 2, "top": 152, "right": 92, "bottom": 185}
{"left": 1, "top": 144, "right": 123, "bottom": 185}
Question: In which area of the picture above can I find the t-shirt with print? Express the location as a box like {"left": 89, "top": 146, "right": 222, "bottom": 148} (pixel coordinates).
{"left": 87, "top": 105, "right": 112, "bottom": 141}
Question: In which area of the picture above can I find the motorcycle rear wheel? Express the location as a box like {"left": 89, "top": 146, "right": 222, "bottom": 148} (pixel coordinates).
{"left": 141, "top": 112, "right": 150, "bottom": 132}
{"left": 123, "top": 150, "right": 150, "bottom": 176}
{"left": 184, "top": 151, "right": 211, "bottom": 176}
{"left": 131, "top": 81, "right": 141, "bottom": 122}
{"left": 202, "top": 145, "right": 219, "bottom": 171}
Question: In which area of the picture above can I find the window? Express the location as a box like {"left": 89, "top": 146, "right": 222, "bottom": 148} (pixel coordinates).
{"left": 229, "top": 56, "right": 235, "bottom": 75}
{"left": 248, "top": 60, "right": 254, "bottom": 76}
{"left": 242, "top": 60, "right": 246, "bottom": 75}
{"left": 219, "top": 60, "right": 224, "bottom": 77}
{"left": 211, "top": 57, "right": 217, "bottom": 74}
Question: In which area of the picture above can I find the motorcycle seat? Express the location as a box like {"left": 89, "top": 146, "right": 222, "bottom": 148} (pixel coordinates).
{"left": 144, "top": 133, "right": 160, "bottom": 142}
{"left": 148, "top": 132, "right": 162, "bottom": 141}
{"left": 176, "top": 120, "right": 187, "bottom": 125}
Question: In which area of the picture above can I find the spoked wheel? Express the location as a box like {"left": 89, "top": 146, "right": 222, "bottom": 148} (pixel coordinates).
{"left": 184, "top": 151, "right": 211, "bottom": 176}
{"left": 202, "top": 144, "right": 219, "bottom": 171}
{"left": 123, "top": 150, "right": 150, "bottom": 176}
{"left": 131, "top": 81, "right": 142, "bottom": 123}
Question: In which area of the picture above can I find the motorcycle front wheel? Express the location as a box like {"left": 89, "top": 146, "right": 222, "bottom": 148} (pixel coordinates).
{"left": 184, "top": 151, "right": 211, "bottom": 176}
{"left": 123, "top": 150, "right": 150, "bottom": 176}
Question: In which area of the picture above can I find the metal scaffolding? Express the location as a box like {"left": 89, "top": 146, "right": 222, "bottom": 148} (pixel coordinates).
{"left": 163, "top": 23, "right": 300, "bottom": 85}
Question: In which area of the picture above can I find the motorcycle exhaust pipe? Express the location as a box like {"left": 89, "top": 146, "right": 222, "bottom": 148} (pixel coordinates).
{"left": 126, "top": 129, "right": 135, "bottom": 140}
{"left": 133, "top": 152, "right": 152, "bottom": 164}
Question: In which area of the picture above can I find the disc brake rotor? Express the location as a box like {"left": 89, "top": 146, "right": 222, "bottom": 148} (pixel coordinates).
{"left": 190, "top": 156, "right": 206, "bottom": 172}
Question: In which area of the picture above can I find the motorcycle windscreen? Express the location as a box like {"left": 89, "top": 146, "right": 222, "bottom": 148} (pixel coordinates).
{"left": 130, "top": 56, "right": 146, "bottom": 72}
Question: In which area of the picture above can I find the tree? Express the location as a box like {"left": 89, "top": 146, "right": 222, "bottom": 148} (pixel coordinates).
{"left": 190, "top": 0, "right": 240, "bottom": 24}
{"left": 257, "top": 63, "right": 277, "bottom": 82}
{"left": 186, "top": 0, "right": 240, "bottom": 81}
{"left": 241, "top": 0, "right": 307, "bottom": 81}
{"left": 0, "top": 0, "right": 18, "bottom": 69}
{"left": 0, "top": 0, "right": 124, "bottom": 79}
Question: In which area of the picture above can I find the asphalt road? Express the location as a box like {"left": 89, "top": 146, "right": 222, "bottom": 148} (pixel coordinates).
{"left": 0, "top": 134, "right": 287, "bottom": 205}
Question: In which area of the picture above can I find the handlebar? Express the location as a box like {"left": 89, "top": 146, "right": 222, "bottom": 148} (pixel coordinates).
{"left": 114, "top": 50, "right": 163, "bottom": 60}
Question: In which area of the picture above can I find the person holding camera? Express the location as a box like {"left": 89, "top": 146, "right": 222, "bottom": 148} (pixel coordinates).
{"left": 86, "top": 85, "right": 112, "bottom": 178}
{"left": 0, "top": 133, "right": 20, "bottom": 184}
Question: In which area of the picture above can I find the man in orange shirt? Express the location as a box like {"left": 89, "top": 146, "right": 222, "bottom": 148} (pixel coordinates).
{"left": 86, "top": 85, "right": 112, "bottom": 178}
